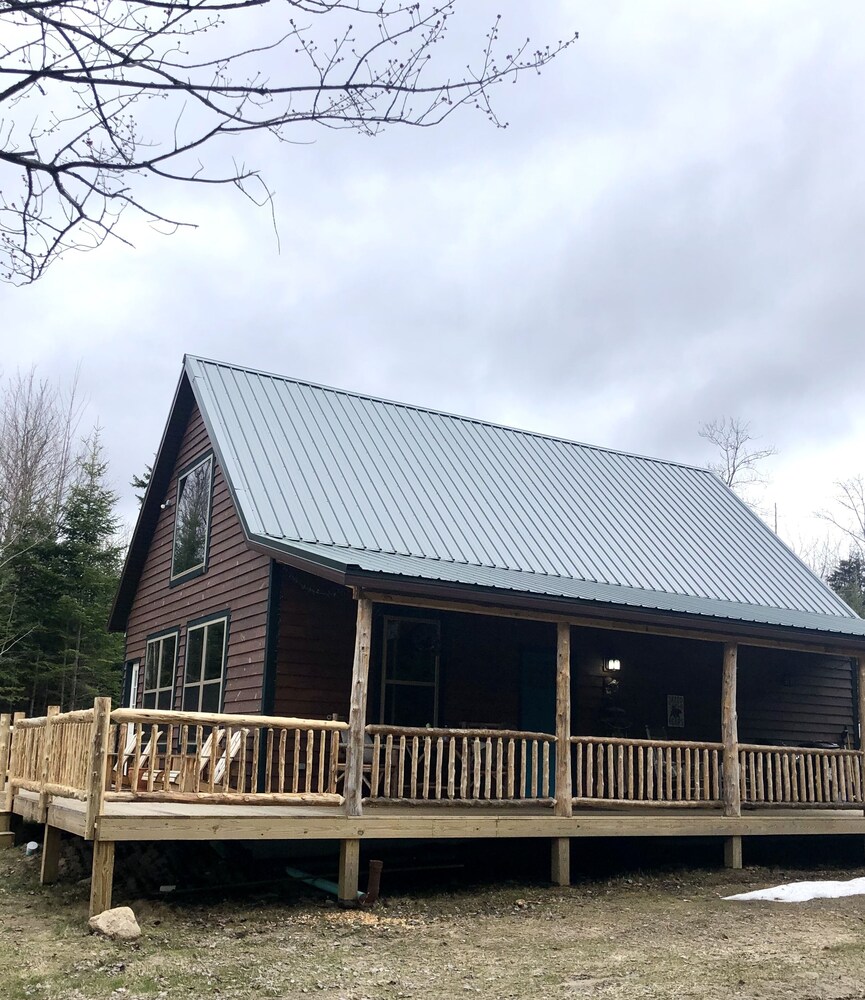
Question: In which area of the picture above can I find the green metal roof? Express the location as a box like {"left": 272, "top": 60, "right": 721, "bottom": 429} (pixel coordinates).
{"left": 176, "top": 356, "right": 865, "bottom": 640}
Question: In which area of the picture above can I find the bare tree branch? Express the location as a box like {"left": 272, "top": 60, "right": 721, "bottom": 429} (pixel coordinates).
{"left": 699, "top": 416, "right": 777, "bottom": 491}
{"left": 0, "top": 0, "right": 578, "bottom": 282}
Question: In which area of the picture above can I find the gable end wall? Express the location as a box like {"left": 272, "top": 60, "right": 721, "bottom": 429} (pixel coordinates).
{"left": 125, "top": 404, "right": 271, "bottom": 714}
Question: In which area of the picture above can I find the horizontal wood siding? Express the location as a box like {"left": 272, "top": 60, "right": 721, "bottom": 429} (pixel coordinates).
{"left": 272, "top": 569, "right": 357, "bottom": 720}
{"left": 738, "top": 647, "right": 855, "bottom": 746}
{"left": 125, "top": 405, "right": 271, "bottom": 715}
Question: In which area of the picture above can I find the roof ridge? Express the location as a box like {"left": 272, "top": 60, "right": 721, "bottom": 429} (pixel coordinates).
{"left": 184, "top": 354, "right": 714, "bottom": 477}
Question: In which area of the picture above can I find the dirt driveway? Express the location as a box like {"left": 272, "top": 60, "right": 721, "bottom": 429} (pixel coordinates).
{"left": 2, "top": 846, "right": 865, "bottom": 999}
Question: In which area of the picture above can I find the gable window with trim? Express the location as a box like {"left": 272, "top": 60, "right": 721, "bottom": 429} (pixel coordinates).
{"left": 171, "top": 454, "right": 213, "bottom": 581}
{"left": 143, "top": 632, "right": 177, "bottom": 709}
{"left": 183, "top": 616, "right": 228, "bottom": 713}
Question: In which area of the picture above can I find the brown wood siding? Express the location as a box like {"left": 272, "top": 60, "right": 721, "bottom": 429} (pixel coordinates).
{"left": 124, "top": 405, "right": 271, "bottom": 715}
{"left": 272, "top": 568, "right": 357, "bottom": 721}
{"left": 738, "top": 648, "right": 855, "bottom": 746}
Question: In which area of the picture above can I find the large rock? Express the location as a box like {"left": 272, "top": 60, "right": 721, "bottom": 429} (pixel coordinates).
{"left": 88, "top": 906, "right": 141, "bottom": 941}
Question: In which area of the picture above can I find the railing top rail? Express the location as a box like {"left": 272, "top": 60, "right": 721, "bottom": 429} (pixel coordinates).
{"left": 738, "top": 742, "right": 860, "bottom": 756}
{"left": 52, "top": 709, "right": 95, "bottom": 724}
{"left": 365, "top": 724, "right": 556, "bottom": 741}
{"left": 570, "top": 735, "right": 724, "bottom": 751}
{"left": 110, "top": 707, "right": 348, "bottom": 731}
{"left": 15, "top": 717, "right": 48, "bottom": 729}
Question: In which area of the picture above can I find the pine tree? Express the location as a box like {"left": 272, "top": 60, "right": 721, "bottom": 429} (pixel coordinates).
{"left": 827, "top": 554, "right": 865, "bottom": 617}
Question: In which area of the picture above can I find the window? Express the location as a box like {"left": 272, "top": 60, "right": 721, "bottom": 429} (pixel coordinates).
{"left": 122, "top": 659, "right": 140, "bottom": 708}
{"left": 171, "top": 455, "right": 213, "bottom": 580}
{"left": 143, "top": 633, "right": 177, "bottom": 709}
{"left": 380, "top": 617, "right": 440, "bottom": 726}
{"left": 182, "top": 616, "right": 228, "bottom": 713}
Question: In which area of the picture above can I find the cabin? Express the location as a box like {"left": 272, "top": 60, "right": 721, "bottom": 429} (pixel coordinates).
{"left": 4, "top": 354, "right": 865, "bottom": 916}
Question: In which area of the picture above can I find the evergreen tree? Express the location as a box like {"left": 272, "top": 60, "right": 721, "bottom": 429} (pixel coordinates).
{"left": 827, "top": 554, "right": 865, "bottom": 617}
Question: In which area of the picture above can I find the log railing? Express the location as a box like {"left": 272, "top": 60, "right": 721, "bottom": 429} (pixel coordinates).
{"left": 363, "top": 725, "right": 556, "bottom": 804}
{"left": 739, "top": 744, "right": 865, "bottom": 808}
{"left": 106, "top": 708, "right": 348, "bottom": 804}
{"left": 8, "top": 715, "right": 48, "bottom": 793}
{"left": 571, "top": 736, "right": 725, "bottom": 807}
{"left": 45, "top": 709, "right": 96, "bottom": 800}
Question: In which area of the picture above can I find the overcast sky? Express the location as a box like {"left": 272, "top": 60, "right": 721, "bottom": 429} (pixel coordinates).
{"left": 2, "top": 0, "right": 864, "bottom": 560}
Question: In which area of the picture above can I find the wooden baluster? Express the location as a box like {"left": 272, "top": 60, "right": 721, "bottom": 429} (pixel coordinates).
{"left": 434, "top": 736, "right": 443, "bottom": 800}
{"left": 483, "top": 737, "right": 492, "bottom": 799}
{"left": 576, "top": 741, "right": 584, "bottom": 799}
{"left": 637, "top": 745, "right": 644, "bottom": 801}
{"left": 447, "top": 737, "right": 455, "bottom": 800}
{"left": 597, "top": 744, "right": 604, "bottom": 799}
{"left": 423, "top": 735, "right": 432, "bottom": 799}
{"left": 607, "top": 744, "right": 614, "bottom": 800}
{"left": 411, "top": 736, "right": 419, "bottom": 799}
{"left": 781, "top": 753, "right": 791, "bottom": 803}
{"left": 292, "top": 729, "right": 301, "bottom": 793}
{"left": 398, "top": 736, "right": 407, "bottom": 799}
{"left": 507, "top": 739, "right": 516, "bottom": 800}
{"left": 383, "top": 734, "right": 394, "bottom": 798}
{"left": 665, "top": 747, "right": 673, "bottom": 801}
{"left": 627, "top": 744, "right": 634, "bottom": 800}
{"left": 523, "top": 738, "right": 533, "bottom": 800}
{"left": 528, "top": 740, "right": 537, "bottom": 798}
{"left": 542, "top": 741, "right": 550, "bottom": 798}
{"left": 147, "top": 724, "right": 158, "bottom": 792}
{"left": 675, "top": 747, "right": 682, "bottom": 800}
{"left": 277, "top": 729, "right": 287, "bottom": 794}
{"left": 617, "top": 745, "right": 624, "bottom": 800}
{"left": 684, "top": 748, "right": 691, "bottom": 802}
{"left": 370, "top": 734, "right": 381, "bottom": 799}
{"left": 460, "top": 737, "right": 468, "bottom": 799}
{"left": 791, "top": 753, "right": 799, "bottom": 803}
{"left": 585, "top": 742, "right": 593, "bottom": 798}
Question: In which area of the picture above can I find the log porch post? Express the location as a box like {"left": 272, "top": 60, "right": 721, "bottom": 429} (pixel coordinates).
{"left": 84, "top": 698, "right": 112, "bottom": 841}
{"left": 721, "top": 642, "right": 741, "bottom": 816}
{"left": 552, "top": 622, "right": 572, "bottom": 885}
{"left": 0, "top": 714, "right": 11, "bottom": 850}
{"left": 345, "top": 598, "right": 373, "bottom": 818}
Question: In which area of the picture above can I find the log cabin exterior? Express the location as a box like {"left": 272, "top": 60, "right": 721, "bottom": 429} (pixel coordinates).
{"left": 5, "top": 355, "right": 865, "bottom": 914}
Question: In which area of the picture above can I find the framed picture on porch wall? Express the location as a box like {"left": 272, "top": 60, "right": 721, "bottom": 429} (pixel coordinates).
{"left": 667, "top": 695, "right": 685, "bottom": 728}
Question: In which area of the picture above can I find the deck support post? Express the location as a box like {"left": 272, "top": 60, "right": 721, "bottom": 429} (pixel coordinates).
{"left": 724, "top": 835, "right": 743, "bottom": 870}
{"left": 338, "top": 839, "right": 360, "bottom": 904}
{"left": 551, "top": 837, "right": 570, "bottom": 886}
{"left": 0, "top": 712, "right": 12, "bottom": 846}
{"left": 721, "top": 643, "right": 741, "bottom": 817}
{"left": 555, "top": 623, "right": 572, "bottom": 818}
{"left": 89, "top": 840, "right": 115, "bottom": 917}
{"left": 85, "top": 697, "right": 112, "bottom": 841}
{"left": 41, "top": 824, "right": 62, "bottom": 884}
{"left": 345, "top": 598, "right": 373, "bottom": 818}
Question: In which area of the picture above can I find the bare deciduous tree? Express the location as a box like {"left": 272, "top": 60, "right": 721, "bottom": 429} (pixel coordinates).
{"left": 818, "top": 476, "right": 865, "bottom": 558}
{"left": 0, "top": 367, "right": 83, "bottom": 546}
{"left": 0, "top": 1, "right": 577, "bottom": 283}
{"left": 699, "top": 417, "right": 777, "bottom": 500}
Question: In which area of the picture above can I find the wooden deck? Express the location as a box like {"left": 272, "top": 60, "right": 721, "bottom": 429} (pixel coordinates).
{"left": 15, "top": 788, "right": 865, "bottom": 843}
{"left": 5, "top": 702, "right": 865, "bottom": 918}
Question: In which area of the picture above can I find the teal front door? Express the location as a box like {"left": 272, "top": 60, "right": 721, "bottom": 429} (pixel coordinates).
{"left": 519, "top": 647, "right": 556, "bottom": 795}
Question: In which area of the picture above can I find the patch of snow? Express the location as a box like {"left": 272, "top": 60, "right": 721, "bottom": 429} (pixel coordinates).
{"left": 725, "top": 877, "right": 865, "bottom": 903}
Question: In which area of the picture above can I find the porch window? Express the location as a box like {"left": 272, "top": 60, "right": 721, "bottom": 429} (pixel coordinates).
{"left": 143, "top": 633, "right": 177, "bottom": 709}
{"left": 380, "top": 617, "right": 440, "bottom": 726}
{"left": 182, "top": 616, "right": 228, "bottom": 713}
{"left": 171, "top": 454, "right": 213, "bottom": 581}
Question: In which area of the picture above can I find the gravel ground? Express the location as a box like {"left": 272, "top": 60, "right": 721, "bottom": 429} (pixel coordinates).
{"left": 3, "top": 839, "right": 865, "bottom": 999}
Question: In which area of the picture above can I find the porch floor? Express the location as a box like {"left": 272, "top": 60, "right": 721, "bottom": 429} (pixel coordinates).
{"left": 14, "top": 789, "right": 865, "bottom": 843}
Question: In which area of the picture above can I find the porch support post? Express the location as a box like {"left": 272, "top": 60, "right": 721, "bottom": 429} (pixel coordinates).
{"left": 551, "top": 838, "right": 570, "bottom": 887}
{"left": 721, "top": 642, "right": 741, "bottom": 817}
{"left": 0, "top": 713, "right": 12, "bottom": 847}
{"left": 555, "top": 622, "right": 572, "bottom": 818}
{"left": 724, "top": 835, "right": 743, "bottom": 870}
{"left": 856, "top": 657, "right": 865, "bottom": 749}
{"left": 338, "top": 839, "right": 360, "bottom": 905}
{"left": 89, "top": 839, "right": 115, "bottom": 917}
{"left": 345, "top": 598, "right": 373, "bottom": 818}
{"left": 85, "top": 697, "right": 112, "bottom": 841}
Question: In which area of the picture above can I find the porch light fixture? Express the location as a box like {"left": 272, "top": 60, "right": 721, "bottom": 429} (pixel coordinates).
{"left": 605, "top": 658, "right": 622, "bottom": 673}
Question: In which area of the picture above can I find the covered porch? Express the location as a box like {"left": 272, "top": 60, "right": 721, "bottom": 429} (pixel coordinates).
{"left": 3, "top": 588, "right": 865, "bottom": 914}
